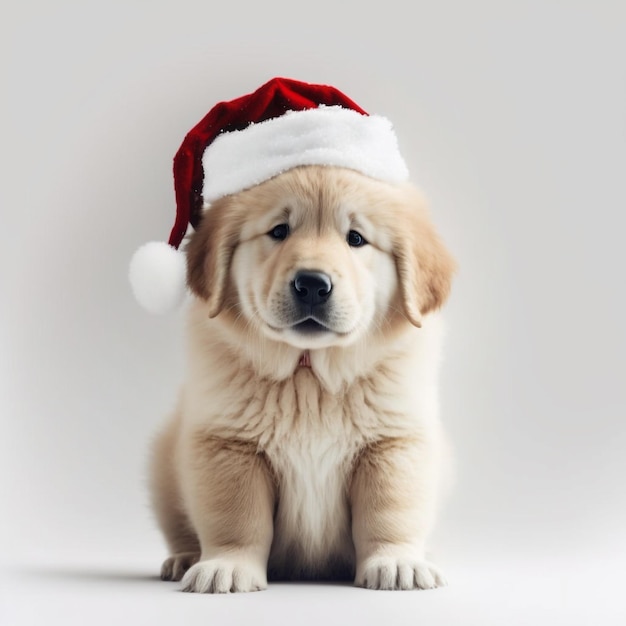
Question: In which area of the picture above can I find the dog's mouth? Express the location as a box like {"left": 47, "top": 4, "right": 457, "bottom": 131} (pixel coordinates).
{"left": 263, "top": 311, "right": 355, "bottom": 348}
{"left": 292, "top": 318, "right": 330, "bottom": 334}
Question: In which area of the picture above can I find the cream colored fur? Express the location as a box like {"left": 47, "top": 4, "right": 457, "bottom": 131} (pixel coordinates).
{"left": 149, "top": 166, "right": 455, "bottom": 593}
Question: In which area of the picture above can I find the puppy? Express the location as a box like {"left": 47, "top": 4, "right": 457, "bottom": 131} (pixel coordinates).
{"left": 149, "top": 165, "right": 455, "bottom": 592}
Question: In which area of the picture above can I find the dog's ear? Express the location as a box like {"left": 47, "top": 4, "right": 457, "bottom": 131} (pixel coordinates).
{"left": 186, "top": 199, "right": 239, "bottom": 318}
{"left": 392, "top": 192, "right": 456, "bottom": 327}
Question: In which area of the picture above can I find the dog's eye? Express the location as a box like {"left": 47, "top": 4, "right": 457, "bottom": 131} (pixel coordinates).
{"left": 268, "top": 224, "right": 290, "bottom": 241}
{"left": 347, "top": 230, "right": 368, "bottom": 247}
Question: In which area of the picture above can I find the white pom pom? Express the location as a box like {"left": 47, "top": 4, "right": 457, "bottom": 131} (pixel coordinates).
{"left": 129, "top": 242, "right": 187, "bottom": 314}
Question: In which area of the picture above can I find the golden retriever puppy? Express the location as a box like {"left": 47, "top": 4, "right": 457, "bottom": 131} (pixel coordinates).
{"left": 149, "top": 165, "right": 455, "bottom": 593}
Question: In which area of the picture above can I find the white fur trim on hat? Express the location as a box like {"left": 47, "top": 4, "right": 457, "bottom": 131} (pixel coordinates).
{"left": 202, "top": 106, "right": 409, "bottom": 204}
{"left": 129, "top": 241, "right": 187, "bottom": 314}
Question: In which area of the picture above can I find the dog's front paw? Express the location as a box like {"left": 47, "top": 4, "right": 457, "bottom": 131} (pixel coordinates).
{"left": 181, "top": 556, "right": 267, "bottom": 593}
{"left": 160, "top": 552, "right": 200, "bottom": 581}
{"left": 356, "top": 556, "right": 447, "bottom": 590}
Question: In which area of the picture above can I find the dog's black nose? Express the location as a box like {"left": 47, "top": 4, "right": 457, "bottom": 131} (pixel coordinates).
{"left": 292, "top": 271, "right": 333, "bottom": 305}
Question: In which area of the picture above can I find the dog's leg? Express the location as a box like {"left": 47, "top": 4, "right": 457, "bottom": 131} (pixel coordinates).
{"left": 179, "top": 435, "right": 275, "bottom": 593}
{"left": 350, "top": 437, "right": 447, "bottom": 590}
{"left": 149, "top": 412, "right": 201, "bottom": 581}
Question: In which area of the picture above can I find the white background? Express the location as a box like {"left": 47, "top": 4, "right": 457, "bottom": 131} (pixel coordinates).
{"left": 1, "top": 1, "right": 625, "bottom": 624}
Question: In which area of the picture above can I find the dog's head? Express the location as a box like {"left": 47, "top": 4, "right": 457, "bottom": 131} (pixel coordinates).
{"left": 186, "top": 166, "right": 455, "bottom": 349}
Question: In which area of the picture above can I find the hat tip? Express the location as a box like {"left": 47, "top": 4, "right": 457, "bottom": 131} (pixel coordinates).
{"left": 129, "top": 242, "right": 187, "bottom": 314}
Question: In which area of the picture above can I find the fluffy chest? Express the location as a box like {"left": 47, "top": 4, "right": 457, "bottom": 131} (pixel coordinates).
{"left": 254, "top": 370, "right": 362, "bottom": 541}
{"left": 190, "top": 361, "right": 415, "bottom": 444}
{"left": 184, "top": 344, "right": 435, "bottom": 576}
{"left": 259, "top": 375, "right": 362, "bottom": 576}
{"left": 191, "top": 368, "right": 404, "bottom": 572}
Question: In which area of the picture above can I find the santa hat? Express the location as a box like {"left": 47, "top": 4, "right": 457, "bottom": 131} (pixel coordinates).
{"left": 129, "top": 77, "right": 409, "bottom": 314}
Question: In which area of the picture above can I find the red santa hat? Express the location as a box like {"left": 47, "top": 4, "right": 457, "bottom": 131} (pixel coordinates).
{"left": 129, "top": 77, "right": 409, "bottom": 314}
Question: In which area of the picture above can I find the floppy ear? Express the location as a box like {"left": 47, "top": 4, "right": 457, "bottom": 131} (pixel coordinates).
{"left": 393, "top": 195, "right": 456, "bottom": 327}
{"left": 185, "top": 199, "right": 239, "bottom": 318}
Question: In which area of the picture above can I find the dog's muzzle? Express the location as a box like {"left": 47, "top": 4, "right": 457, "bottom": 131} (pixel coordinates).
{"left": 289, "top": 270, "right": 334, "bottom": 334}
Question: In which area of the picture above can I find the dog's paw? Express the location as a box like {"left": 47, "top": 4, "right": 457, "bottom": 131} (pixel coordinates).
{"left": 356, "top": 557, "right": 447, "bottom": 590}
{"left": 160, "top": 552, "right": 200, "bottom": 581}
{"left": 180, "top": 557, "right": 267, "bottom": 593}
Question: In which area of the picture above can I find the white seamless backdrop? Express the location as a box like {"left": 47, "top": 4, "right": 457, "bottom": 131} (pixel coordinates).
{"left": 1, "top": 1, "right": 625, "bottom": 625}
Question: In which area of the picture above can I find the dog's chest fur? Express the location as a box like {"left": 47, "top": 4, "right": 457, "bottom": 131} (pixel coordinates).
{"left": 188, "top": 360, "right": 414, "bottom": 579}
{"left": 260, "top": 370, "right": 363, "bottom": 579}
